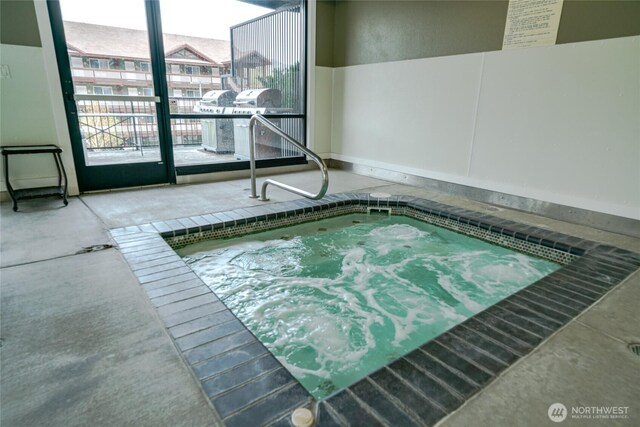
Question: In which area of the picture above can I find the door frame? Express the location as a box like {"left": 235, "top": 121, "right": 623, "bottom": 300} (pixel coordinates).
{"left": 46, "top": 0, "right": 176, "bottom": 192}
{"left": 168, "top": 0, "right": 309, "bottom": 177}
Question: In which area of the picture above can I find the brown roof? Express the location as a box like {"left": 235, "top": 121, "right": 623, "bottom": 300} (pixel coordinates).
{"left": 63, "top": 21, "right": 231, "bottom": 64}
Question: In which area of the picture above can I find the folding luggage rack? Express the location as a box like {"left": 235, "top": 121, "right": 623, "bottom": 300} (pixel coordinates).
{"left": 1, "top": 144, "right": 69, "bottom": 211}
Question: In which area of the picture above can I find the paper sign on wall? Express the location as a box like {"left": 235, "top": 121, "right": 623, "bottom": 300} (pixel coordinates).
{"left": 502, "top": 0, "right": 564, "bottom": 50}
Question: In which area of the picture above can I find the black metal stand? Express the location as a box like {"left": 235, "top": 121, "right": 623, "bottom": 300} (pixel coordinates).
{"left": 1, "top": 144, "right": 69, "bottom": 212}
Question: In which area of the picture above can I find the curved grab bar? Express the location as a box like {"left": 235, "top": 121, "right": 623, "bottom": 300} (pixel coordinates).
{"left": 249, "top": 114, "right": 328, "bottom": 201}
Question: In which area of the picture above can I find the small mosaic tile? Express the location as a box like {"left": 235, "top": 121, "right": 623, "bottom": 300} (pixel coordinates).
{"left": 163, "top": 203, "right": 576, "bottom": 266}
{"left": 165, "top": 205, "right": 367, "bottom": 249}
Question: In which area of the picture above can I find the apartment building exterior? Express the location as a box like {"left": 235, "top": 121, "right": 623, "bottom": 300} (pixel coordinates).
{"left": 64, "top": 21, "right": 232, "bottom": 101}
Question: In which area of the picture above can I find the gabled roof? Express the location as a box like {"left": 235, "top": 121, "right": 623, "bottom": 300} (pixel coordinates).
{"left": 165, "top": 44, "right": 216, "bottom": 63}
{"left": 63, "top": 21, "right": 231, "bottom": 64}
{"left": 232, "top": 50, "right": 272, "bottom": 67}
{"left": 66, "top": 43, "right": 85, "bottom": 55}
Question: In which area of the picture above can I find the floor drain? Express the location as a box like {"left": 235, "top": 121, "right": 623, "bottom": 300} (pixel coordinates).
{"left": 76, "top": 244, "right": 115, "bottom": 254}
{"left": 629, "top": 343, "right": 640, "bottom": 356}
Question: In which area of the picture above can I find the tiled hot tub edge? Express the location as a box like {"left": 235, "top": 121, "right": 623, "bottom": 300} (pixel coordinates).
{"left": 110, "top": 193, "right": 640, "bottom": 427}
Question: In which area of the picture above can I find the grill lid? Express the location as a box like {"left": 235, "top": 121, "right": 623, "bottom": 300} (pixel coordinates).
{"left": 201, "top": 90, "right": 237, "bottom": 107}
{"left": 234, "top": 88, "right": 282, "bottom": 108}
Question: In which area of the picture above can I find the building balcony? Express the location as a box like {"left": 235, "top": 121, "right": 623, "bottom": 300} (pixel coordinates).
{"left": 75, "top": 96, "right": 302, "bottom": 168}
{"left": 71, "top": 67, "right": 221, "bottom": 87}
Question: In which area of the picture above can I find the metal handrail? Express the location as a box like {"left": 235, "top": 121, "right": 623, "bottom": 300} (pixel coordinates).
{"left": 74, "top": 94, "right": 161, "bottom": 103}
{"left": 249, "top": 114, "right": 328, "bottom": 201}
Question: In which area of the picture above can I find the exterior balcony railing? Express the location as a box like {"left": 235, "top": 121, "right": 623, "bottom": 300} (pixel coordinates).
{"left": 76, "top": 97, "right": 202, "bottom": 155}
{"left": 71, "top": 67, "right": 221, "bottom": 86}
{"left": 74, "top": 95, "right": 304, "bottom": 166}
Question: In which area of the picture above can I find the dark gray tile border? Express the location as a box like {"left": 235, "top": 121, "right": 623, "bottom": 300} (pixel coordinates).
{"left": 110, "top": 192, "right": 640, "bottom": 427}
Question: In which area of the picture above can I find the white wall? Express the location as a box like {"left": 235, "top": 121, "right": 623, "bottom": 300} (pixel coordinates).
{"left": 330, "top": 36, "right": 640, "bottom": 220}
{"left": 313, "top": 66, "right": 334, "bottom": 157}
{"left": 0, "top": 42, "right": 78, "bottom": 196}
{"left": 0, "top": 0, "right": 79, "bottom": 198}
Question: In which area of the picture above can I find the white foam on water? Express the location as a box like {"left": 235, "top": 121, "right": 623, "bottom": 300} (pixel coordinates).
{"left": 183, "top": 215, "right": 559, "bottom": 398}
{"left": 437, "top": 274, "right": 486, "bottom": 313}
{"left": 277, "top": 356, "right": 332, "bottom": 380}
{"left": 369, "top": 223, "right": 427, "bottom": 241}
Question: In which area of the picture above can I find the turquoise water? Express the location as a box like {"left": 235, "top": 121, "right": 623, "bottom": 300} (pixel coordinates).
{"left": 179, "top": 214, "right": 560, "bottom": 399}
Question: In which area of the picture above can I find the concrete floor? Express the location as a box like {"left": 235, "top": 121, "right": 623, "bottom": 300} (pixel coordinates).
{"left": 86, "top": 145, "right": 236, "bottom": 167}
{"left": 1, "top": 169, "right": 638, "bottom": 426}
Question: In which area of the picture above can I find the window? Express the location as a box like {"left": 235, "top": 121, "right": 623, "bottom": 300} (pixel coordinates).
{"left": 57, "top": 0, "right": 307, "bottom": 175}
{"left": 229, "top": 2, "right": 305, "bottom": 114}
{"left": 158, "top": 0, "right": 306, "bottom": 171}
{"left": 75, "top": 85, "right": 87, "bottom": 94}
{"left": 184, "top": 65, "right": 199, "bottom": 75}
{"left": 70, "top": 56, "right": 84, "bottom": 68}
{"left": 88, "top": 58, "right": 110, "bottom": 69}
{"left": 93, "top": 86, "right": 114, "bottom": 95}
{"left": 110, "top": 59, "right": 124, "bottom": 70}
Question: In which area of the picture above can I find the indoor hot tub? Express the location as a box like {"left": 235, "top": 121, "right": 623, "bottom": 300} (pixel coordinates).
{"left": 110, "top": 193, "right": 639, "bottom": 426}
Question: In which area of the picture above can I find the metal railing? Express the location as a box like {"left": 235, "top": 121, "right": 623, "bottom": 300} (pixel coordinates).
{"left": 230, "top": 2, "right": 303, "bottom": 111}
{"left": 71, "top": 68, "right": 221, "bottom": 86}
{"left": 76, "top": 96, "right": 158, "bottom": 155}
{"left": 249, "top": 114, "right": 328, "bottom": 201}
{"left": 74, "top": 96, "right": 204, "bottom": 153}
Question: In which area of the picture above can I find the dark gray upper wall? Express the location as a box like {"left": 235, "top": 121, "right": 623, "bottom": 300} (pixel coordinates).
{"left": 557, "top": 0, "right": 640, "bottom": 44}
{"left": 332, "top": 0, "right": 508, "bottom": 67}
{"left": 318, "top": 0, "right": 640, "bottom": 68}
{"left": 0, "top": 0, "right": 41, "bottom": 47}
{"left": 316, "top": 0, "right": 336, "bottom": 67}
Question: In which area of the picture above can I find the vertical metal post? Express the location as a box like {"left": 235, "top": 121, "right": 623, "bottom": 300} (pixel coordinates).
{"left": 131, "top": 100, "right": 142, "bottom": 156}
{"left": 146, "top": 0, "right": 175, "bottom": 181}
{"left": 249, "top": 116, "right": 258, "bottom": 198}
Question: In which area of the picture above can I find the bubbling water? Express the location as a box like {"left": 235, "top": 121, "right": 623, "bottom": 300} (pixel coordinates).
{"left": 181, "top": 214, "right": 559, "bottom": 399}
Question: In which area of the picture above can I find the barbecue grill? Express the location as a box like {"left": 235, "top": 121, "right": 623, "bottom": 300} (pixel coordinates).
{"left": 232, "top": 89, "right": 286, "bottom": 160}
{"left": 198, "top": 90, "right": 236, "bottom": 154}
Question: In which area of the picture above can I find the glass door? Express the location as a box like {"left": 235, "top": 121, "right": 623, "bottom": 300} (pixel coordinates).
{"left": 157, "top": 0, "right": 307, "bottom": 175}
{"left": 49, "top": 0, "right": 306, "bottom": 189}
{"left": 48, "top": 0, "right": 174, "bottom": 191}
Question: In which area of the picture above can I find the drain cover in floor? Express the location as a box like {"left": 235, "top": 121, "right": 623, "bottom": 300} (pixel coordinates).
{"left": 76, "top": 244, "right": 115, "bottom": 254}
